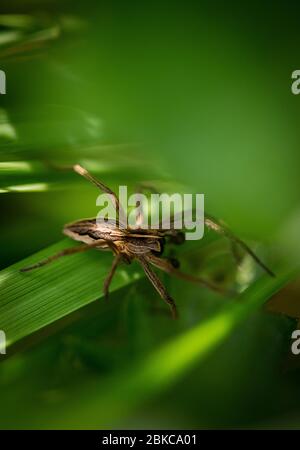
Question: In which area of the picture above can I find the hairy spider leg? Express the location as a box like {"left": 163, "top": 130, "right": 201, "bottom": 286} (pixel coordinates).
{"left": 103, "top": 254, "right": 122, "bottom": 300}
{"left": 159, "top": 210, "right": 274, "bottom": 278}
{"left": 204, "top": 213, "right": 275, "bottom": 277}
{"left": 73, "top": 164, "right": 126, "bottom": 222}
{"left": 20, "top": 240, "right": 107, "bottom": 272}
{"left": 138, "top": 256, "right": 178, "bottom": 319}
{"left": 147, "top": 253, "right": 231, "bottom": 295}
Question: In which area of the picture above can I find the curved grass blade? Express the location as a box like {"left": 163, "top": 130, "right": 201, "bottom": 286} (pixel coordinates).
{"left": 0, "top": 239, "right": 142, "bottom": 349}
{"left": 21, "top": 260, "right": 300, "bottom": 428}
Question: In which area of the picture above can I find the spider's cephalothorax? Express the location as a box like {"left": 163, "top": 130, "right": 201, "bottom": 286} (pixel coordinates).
{"left": 21, "top": 165, "right": 274, "bottom": 319}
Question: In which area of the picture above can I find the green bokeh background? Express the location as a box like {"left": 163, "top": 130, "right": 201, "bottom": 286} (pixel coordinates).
{"left": 0, "top": 0, "right": 300, "bottom": 429}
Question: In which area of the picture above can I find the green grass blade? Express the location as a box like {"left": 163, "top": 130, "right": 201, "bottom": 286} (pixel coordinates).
{"left": 0, "top": 239, "right": 142, "bottom": 349}
{"left": 23, "top": 261, "right": 300, "bottom": 428}
{"left": 0, "top": 156, "right": 167, "bottom": 192}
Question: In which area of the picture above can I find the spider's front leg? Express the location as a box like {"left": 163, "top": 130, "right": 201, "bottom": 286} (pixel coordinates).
{"left": 164, "top": 211, "right": 274, "bottom": 278}
{"left": 73, "top": 164, "right": 126, "bottom": 223}
{"left": 204, "top": 213, "right": 275, "bottom": 277}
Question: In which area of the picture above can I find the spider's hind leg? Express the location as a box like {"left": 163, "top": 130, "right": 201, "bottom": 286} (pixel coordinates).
{"left": 20, "top": 240, "right": 104, "bottom": 272}
{"left": 148, "top": 253, "right": 231, "bottom": 296}
{"left": 103, "top": 254, "right": 122, "bottom": 300}
{"left": 138, "top": 256, "right": 178, "bottom": 319}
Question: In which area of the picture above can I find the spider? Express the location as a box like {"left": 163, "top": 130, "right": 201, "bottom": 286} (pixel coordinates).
{"left": 21, "top": 165, "right": 274, "bottom": 318}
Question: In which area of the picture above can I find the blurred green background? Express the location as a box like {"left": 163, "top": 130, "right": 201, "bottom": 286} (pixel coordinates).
{"left": 1, "top": 0, "right": 300, "bottom": 429}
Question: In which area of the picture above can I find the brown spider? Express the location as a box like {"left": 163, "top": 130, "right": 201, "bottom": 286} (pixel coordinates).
{"left": 21, "top": 165, "right": 274, "bottom": 318}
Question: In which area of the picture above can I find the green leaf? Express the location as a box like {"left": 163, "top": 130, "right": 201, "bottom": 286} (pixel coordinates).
{"left": 0, "top": 156, "right": 169, "bottom": 193}
{"left": 0, "top": 239, "right": 142, "bottom": 349}
{"left": 58, "top": 268, "right": 300, "bottom": 428}
{"left": 9, "top": 259, "right": 299, "bottom": 429}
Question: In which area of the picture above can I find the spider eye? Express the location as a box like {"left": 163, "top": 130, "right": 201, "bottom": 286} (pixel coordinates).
{"left": 168, "top": 257, "right": 180, "bottom": 269}
{"left": 170, "top": 232, "right": 185, "bottom": 245}
{"left": 152, "top": 237, "right": 165, "bottom": 256}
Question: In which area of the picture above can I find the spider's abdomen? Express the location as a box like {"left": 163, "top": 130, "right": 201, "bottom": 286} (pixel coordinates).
{"left": 63, "top": 218, "right": 122, "bottom": 245}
